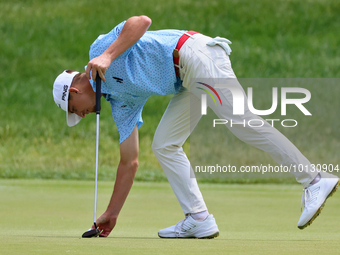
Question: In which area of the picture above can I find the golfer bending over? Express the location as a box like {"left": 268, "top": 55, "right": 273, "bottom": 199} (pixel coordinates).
{"left": 52, "top": 15, "right": 339, "bottom": 238}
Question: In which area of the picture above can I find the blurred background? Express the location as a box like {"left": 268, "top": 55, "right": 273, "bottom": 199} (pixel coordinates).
{"left": 0, "top": 0, "right": 339, "bottom": 182}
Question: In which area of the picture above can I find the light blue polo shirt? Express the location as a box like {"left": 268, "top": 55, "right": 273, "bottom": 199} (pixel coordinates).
{"left": 88, "top": 21, "right": 185, "bottom": 143}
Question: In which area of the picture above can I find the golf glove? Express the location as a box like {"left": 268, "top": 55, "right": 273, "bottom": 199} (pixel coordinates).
{"left": 206, "top": 36, "right": 232, "bottom": 55}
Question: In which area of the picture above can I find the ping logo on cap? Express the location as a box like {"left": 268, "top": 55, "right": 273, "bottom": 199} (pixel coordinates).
{"left": 62, "top": 85, "right": 68, "bottom": 101}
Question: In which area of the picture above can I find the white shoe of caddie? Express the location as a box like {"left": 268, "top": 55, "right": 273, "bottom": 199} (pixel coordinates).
{"left": 297, "top": 171, "right": 340, "bottom": 229}
{"left": 158, "top": 214, "right": 219, "bottom": 239}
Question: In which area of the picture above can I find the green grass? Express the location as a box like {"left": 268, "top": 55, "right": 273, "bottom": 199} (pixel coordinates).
{"left": 0, "top": 0, "right": 339, "bottom": 180}
{"left": 1, "top": 179, "right": 340, "bottom": 254}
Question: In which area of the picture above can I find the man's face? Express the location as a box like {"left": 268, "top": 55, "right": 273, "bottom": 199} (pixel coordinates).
{"left": 68, "top": 73, "right": 96, "bottom": 118}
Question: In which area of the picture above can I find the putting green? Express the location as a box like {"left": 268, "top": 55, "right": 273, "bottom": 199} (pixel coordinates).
{"left": 0, "top": 179, "right": 339, "bottom": 254}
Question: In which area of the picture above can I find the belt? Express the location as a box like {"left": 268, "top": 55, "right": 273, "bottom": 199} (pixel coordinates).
{"left": 173, "top": 31, "right": 199, "bottom": 77}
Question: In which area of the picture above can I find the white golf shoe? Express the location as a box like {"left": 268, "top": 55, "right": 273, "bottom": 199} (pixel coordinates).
{"left": 297, "top": 171, "right": 340, "bottom": 229}
{"left": 158, "top": 214, "right": 219, "bottom": 239}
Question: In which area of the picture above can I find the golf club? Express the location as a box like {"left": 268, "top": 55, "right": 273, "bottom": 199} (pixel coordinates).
{"left": 82, "top": 73, "right": 102, "bottom": 238}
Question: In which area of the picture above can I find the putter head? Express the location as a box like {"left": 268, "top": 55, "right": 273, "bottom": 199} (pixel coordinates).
{"left": 82, "top": 228, "right": 102, "bottom": 238}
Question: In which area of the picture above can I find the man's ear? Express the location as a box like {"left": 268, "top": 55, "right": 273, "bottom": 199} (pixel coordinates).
{"left": 69, "top": 87, "right": 81, "bottom": 94}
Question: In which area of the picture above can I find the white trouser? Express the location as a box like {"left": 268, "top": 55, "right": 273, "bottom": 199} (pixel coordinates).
{"left": 152, "top": 34, "right": 317, "bottom": 214}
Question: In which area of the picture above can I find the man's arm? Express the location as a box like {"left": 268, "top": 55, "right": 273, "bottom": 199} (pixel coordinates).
{"left": 86, "top": 15, "right": 152, "bottom": 82}
{"left": 95, "top": 125, "right": 139, "bottom": 237}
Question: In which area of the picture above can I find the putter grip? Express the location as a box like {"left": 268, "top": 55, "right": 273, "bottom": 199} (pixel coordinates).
{"left": 96, "top": 73, "right": 101, "bottom": 114}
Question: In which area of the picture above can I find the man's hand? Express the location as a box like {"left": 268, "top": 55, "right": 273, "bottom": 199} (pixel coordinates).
{"left": 85, "top": 52, "right": 112, "bottom": 82}
{"left": 92, "top": 211, "right": 117, "bottom": 237}
{"left": 91, "top": 126, "right": 139, "bottom": 237}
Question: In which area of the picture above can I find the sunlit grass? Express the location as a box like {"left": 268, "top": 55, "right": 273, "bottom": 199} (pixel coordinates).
{"left": 0, "top": 0, "right": 339, "bottom": 181}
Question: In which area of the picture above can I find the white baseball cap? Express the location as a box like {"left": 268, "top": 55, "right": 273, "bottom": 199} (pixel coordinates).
{"left": 53, "top": 70, "right": 82, "bottom": 127}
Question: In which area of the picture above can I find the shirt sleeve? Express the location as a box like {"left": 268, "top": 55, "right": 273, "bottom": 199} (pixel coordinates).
{"left": 114, "top": 21, "right": 126, "bottom": 37}
{"left": 89, "top": 20, "right": 131, "bottom": 60}
{"left": 109, "top": 98, "right": 146, "bottom": 144}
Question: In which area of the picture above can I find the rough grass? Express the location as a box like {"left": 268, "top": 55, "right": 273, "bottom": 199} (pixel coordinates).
{"left": 0, "top": 0, "right": 339, "bottom": 181}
